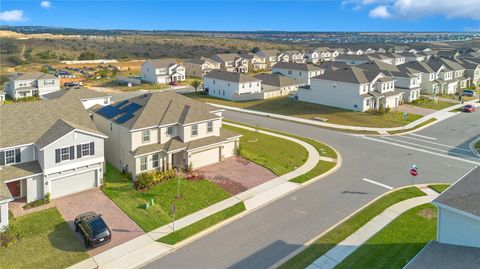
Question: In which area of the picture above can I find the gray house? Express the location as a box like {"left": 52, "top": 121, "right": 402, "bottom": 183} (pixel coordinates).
{"left": 0, "top": 97, "right": 107, "bottom": 230}
{"left": 6, "top": 72, "right": 60, "bottom": 100}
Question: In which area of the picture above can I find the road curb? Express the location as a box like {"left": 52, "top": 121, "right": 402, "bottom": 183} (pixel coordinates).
{"left": 469, "top": 136, "right": 480, "bottom": 158}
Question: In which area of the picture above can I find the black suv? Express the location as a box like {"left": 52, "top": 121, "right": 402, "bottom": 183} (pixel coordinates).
{"left": 74, "top": 212, "right": 111, "bottom": 248}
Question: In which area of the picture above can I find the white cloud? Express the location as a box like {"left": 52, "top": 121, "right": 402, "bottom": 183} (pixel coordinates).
{"left": 369, "top": 5, "right": 391, "bottom": 18}
{"left": 345, "top": 0, "right": 480, "bottom": 20}
{"left": 0, "top": 10, "right": 27, "bottom": 22}
{"left": 40, "top": 1, "right": 52, "bottom": 9}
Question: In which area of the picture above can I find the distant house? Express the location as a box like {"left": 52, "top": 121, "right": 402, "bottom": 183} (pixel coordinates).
{"left": 6, "top": 72, "right": 60, "bottom": 100}
{"left": 401, "top": 52, "right": 427, "bottom": 62}
{"left": 436, "top": 50, "right": 460, "bottom": 60}
{"left": 304, "top": 49, "right": 320, "bottom": 64}
{"left": 284, "top": 50, "right": 305, "bottom": 63}
{"left": 203, "top": 70, "right": 261, "bottom": 101}
{"left": 209, "top": 54, "right": 248, "bottom": 73}
{"left": 456, "top": 59, "right": 480, "bottom": 87}
{"left": 253, "top": 73, "right": 302, "bottom": 99}
{"left": 335, "top": 54, "right": 372, "bottom": 65}
{"left": 255, "top": 49, "right": 282, "bottom": 68}
{"left": 272, "top": 62, "right": 324, "bottom": 85}
{"left": 42, "top": 88, "right": 112, "bottom": 109}
{"left": 239, "top": 53, "right": 268, "bottom": 72}
{"left": 298, "top": 66, "right": 403, "bottom": 112}
{"left": 184, "top": 58, "right": 221, "bottom": 78}
{"left": 141, "top": 59, "right": 185, "bottom": 84}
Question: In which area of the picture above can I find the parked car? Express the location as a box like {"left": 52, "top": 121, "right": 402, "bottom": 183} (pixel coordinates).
{"left": 463, "top": 104, "right": 476, "bottom": 113}
{"left": 74, "top": 212, "right": 111, "bottom": 248}
{"left": 462, "top": 90, "right": 476, "bottom": 97}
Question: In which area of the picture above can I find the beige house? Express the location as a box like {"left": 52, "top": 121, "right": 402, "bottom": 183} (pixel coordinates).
{"left": 6, "top": 72, "right": 60, "bottom": 99}
{"left": 239, "top": 53, "right": 268, "bottom": 72}
{"left": 184, "top": 57, "right": 221, "bottom": 78}
{"left": 210, "top": 54, "right": 248, "bottom": 73}
{"left": 90, "top": 92, "right": 241, "bottom": 178}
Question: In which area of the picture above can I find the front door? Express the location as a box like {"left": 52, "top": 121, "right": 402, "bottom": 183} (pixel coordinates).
{"left": 6, "top": 180, "right": 21, "bottom": 198}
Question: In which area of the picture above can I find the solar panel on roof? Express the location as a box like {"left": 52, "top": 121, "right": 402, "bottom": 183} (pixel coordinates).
{"left": 97, "top": 105, "right": 121, "bottom": 119}
{"left": 115, "top": 113, "right": 134, "bottom": 124}
{"left": 114, "top": 100, "right": 129, "bottom": 108}
{"left": 121, "top": 102, "right": 142, "bottom": 114}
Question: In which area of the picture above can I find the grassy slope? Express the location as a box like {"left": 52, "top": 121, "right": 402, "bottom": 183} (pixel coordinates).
{"left": 428, "top": 184, "right": 450, "bottom": 193}
{"left": 279, "top": 187, "right": 426, "bottom": 269}
{"left": 336, "top": 204, "right": 437, "bottom": 269}
{"left": 223, "top": 124, "right": 308, "bottom": 176}
{"left": 0, "top": 208, "right": 88, "bottom": 269}
{"left": 388, "top": 118, "right": 437, "bottom": 135}
{"left": 158, "top": 202, "right": 246, "bottom": 245}
{"left": 102, "top": 163, "right": 231, "bottom": 232}
{"left": 408, "top": 100, "right": 454, "bottom": 110}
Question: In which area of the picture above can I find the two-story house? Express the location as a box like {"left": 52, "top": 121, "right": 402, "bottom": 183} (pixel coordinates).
{"left": 439, "top": 58, "right": 471, "bottom": 90}
{"left": 255, "top": 50, "right": 281, "bottom": 68}
{"left": 456, "top": 59, "right": 480, "bottom": 87}
{"left": 203, "top": 70, "right": 262, "bottom": 101}
{"left": 0, "top": 98, "right": 107, "bottom": 230}
{"left": 298, "top": 66, "right": 403, "bottom": 112}
{"left": 90, "top": 92, "right": 241, "bottom": 179}
{"left": 6, "top": 72, "right": 60, "bottom": 100}
{"left": 141, "top": 59, "right": 185, "bottom": 84}
{"left": 42, "top": 88, "right": 112, "bottom": 109}
{"left": 184, "top": 57, "right": 221, "bottom": 78}
{"left": 401, "top": 61, "right": 440, "bottom": 94}
{"left": 239, "top": 53, "right": 268, "bottom": 72}
{"left": 284, "top": 50, "right": 305, "bottom": 63}
{"left": 253, "top": 73, "right": 302, "bottom": 99}
{"left": 209, "top": 54, "right": 248, "bottom": 74}
{"left": 426, "top": 60, "right": 462, "bottom": 95}
{"left": 272, "top": 62, "right": 324, "bottom": 85}
{"left": 304, "top": 49, "right": 320, "bottom": 64}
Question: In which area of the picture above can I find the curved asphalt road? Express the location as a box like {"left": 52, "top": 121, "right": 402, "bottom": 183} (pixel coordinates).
{"left": 142, "top": 111, "right": 479, "bottom": 269}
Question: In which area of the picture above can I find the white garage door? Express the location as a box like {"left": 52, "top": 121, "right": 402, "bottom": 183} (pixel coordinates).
{"left": 190, "top": 147, "right": 220, "bottom": 169}
{"left": 51, "top": 170, "right": 97, "bottom": 199}
{"left": 223, "top": 141, "right": 236, "bottom": 158}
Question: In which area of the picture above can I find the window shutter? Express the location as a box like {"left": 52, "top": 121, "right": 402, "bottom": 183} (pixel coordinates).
{"left": 69, "top": 146, "right": 75, "bottom": 160}
{"left": 77, "top": 145, "right": 82, "bottom": 158}
{"left": 90, "top": 142, "right": 95, "bottom": 155}
{"left": 0, "top": 151, "right": 4, "bottom": 166}
{"left": 55, "top": 149, "right": 60, "bottom": 163}
{"left": 15, "top": 148, "right": 21, "bottom": 163}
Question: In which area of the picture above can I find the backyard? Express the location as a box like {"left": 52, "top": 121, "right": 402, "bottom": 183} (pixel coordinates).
{"left": 0, "top": 208, "right": 88, "bottom": 269}
{"left": 186, "top": 93, "right": 422, "bottom": 128}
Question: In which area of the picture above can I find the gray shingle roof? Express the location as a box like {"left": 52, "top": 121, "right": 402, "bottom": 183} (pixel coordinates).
{"left": 144, "top": 58, "right": 179, "bottom": 68}
{"left": 0, "top": 161, "right": 43, "bottom": 201}
{"left": 253, "top": 73, "right": 301, "bottom": 87}
{"left": 210, "top": 53, "right": 242, "bottom": 62}
{"left": 272, "top": 62, "right": 323, "bottom": 72}
{"left": 314, "top": 66, "right": 382, "bottom": 84}
{"left": 42, "top": 88, "right": 110, "bottom": 101}
{"left": 10, "top": 72, "right": 57, "bottom": 81}
{"left": 204, "top": 70, "right": 260, "bottom": 83}
{"left": 255, "top": 49, "right": 280, "bottom": 57}
{"left": 433, "top": 166, "right": 480, "bottom": 217}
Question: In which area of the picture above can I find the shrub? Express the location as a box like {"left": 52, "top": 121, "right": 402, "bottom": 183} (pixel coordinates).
{"left": 121, "top": 172, "right": 132, "bottom": 181}
{"left": 136, "top": 172, "right": 155, "bottom": 191}
{"left": 135, "top": 169, "right": 177, "bottom": 191}
{"left": 22, "top": 193, "right": 51, "bottom": 209}
{"left": 0, "top": 225, "right": 20, "bottom": 247}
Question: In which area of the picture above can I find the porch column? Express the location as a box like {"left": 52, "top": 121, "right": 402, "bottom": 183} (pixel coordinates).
{"left": 0, "top": 202, "right": 9, "bottom": 230}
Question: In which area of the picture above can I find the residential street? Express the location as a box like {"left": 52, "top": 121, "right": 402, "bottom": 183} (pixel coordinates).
{"left": 142, "top": 111, "right": 480, "bottom": 269}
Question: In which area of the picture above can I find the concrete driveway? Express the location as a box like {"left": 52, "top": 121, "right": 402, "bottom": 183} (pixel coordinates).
{"left": 54, "top": 188, "right": 144, "bottom": 256}
{"left": 196, "top": 156, "right": 276, "bottom": 195}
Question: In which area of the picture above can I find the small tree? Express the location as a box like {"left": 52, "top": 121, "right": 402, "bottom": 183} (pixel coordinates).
{"left": 190, "top": 80, "right": 202, "bottom": 93}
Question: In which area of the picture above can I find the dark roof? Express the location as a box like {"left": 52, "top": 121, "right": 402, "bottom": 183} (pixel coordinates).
{"left": 433, "top": 166, "right": 480, "bottom": 217}
{"left": 42, "top": 88, "right": 110, "bottom": 101}
{"left": 404, "top": 241, "right": 480, "bottom": 269}
{"left": 272, "top": 62, "right": 323, "bottom": 72}
{"left": 10, "top": 72, "right": 57, "bottom": 81}
{"left": 204, "top": 70, "right": 260, "bottom": 83}
{"left": 253, "top": 73, "right": 301, "bottom": 87}
{"left": 314, "top": 66, "right": 383, "bottom": 84}
{"left": 143, "top": 58, "right": 179, "bottom": 68}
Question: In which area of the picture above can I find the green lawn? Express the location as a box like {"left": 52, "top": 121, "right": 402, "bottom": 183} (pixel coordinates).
{"left": 475, "top": 141, "right": 480, "bottom": 152}
{"left": 186, "top": 93, "right": 422, "bottom": 128}
{"left": 279, "top": 187, "right": 426, "bottom": 269}
{"left": 428, "top": 184, "right": 450, "bottom": 193}
{"left": 388, "top": 118, "right": 437, "bottom": 135}
{"left": 336, "top": 204, "right": 437, "bottom": 269}
{"left": 223, "top": 124, "right": 308, "bottom": 176}
{"left": 290, "top": 161, "right": 336, "bottom": 184}
{"left": 158, "top": 202, "right": 246, "bottom": 245}
{"left": 102, "top": 163, "right": 231, "bottom": 232}
{"left": 408, "top": 99, "right": 455, "bottom": 110}
{"left": 0, "top": 208, "right": 88, "bottom": 269}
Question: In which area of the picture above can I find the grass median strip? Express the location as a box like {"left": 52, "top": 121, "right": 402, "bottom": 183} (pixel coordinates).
{"left": 290, "top": 161, "right": 336, "bottom": 184}
{"left": 336, "top": 204, "right": 437, "bottom": 269}
{"left": 158, "top": 202, "right": 246, "bottom": 245}
{"left": 279, "top": 187, "right": 426, "bottom": 269}
{"left": 388, "top": 118, "right": 437, "bottom": 135}
{"left": 428, "top": 184, "right": 450, "bottom": 193}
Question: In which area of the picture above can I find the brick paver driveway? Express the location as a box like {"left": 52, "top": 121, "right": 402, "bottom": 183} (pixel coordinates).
{"left": 54, "top": 188, "right": 144, "bottom": 256}
{"left": 196, "top": 156, "right": 276, "bottom": 194}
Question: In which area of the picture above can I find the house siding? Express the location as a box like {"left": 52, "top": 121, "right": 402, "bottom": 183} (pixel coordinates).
{"left": 438, "top": 207, "right": 480, "bottom": 248}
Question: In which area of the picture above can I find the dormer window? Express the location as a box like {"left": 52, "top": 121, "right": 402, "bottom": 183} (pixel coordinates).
{"left": 207, "top": 121, "right": 213, "bottom": 133}
{"left": 142, "top": 130, "right": 150, "bottom": 143}
{"left": 191, "top": 124, "right": 198, "bottom": 137}
{"left": 4, "top": 149, "right": 16, "bottom": 164}
{"left": 167, "top": 126, "right": 174, "bottom": 137}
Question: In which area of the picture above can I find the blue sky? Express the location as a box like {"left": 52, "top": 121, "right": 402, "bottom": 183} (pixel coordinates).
{"left": 1, "top": 1, "right": 479, "bottom": 32}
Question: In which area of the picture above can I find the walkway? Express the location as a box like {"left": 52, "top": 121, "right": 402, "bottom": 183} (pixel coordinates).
{"left": 70, "top": 122, "right": 338, "bottom": 269}
{"left": 208, "top": 100, "right": 477, "bottom": 133}
{"left": 306, "top": 186, "right": 439, "bottom": 269}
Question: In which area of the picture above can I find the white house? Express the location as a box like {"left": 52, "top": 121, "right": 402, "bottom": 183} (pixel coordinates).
{"left": 0, "top": 91, "right": 5, "bottom": 104}
{"left": 272, "top": 62, "right": 324, "bottom": 85}
{"left": 90, "top": 92, "right": 241, "bottom": 179}
{"left": 184, "top": 58, "right": 221, "bottom": 78}
{"left": 253, "top": 73, "right": 302, "bottom": 99}
{"left": 298, "top": 66, "right": 403, "bottom": 112}
{"left": 203, "top": 70, "right": 262, "bottom": 101}
{"left": 239, "top": 53, "right": 268, "bottom": 72}
{"left": 0, "top": 97, "right": 107, "bottom": 230}
{"left": 284, "top": 50, "right": 305, "bottom": 63}
{"left": 6, "top": 72, "right": 60, "bottom": 100}
{"left": 209, "top": 54, "right": 248, "bottom": 73}
{"left": 141, "top": 59, "right": 186, "bottom": 84}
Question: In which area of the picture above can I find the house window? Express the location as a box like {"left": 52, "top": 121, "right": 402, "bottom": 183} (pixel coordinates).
{"left": 81, "top": 143, "right": 91, "bottom": 156}
{"left": 366, "top": 99, "right": 370, "bottom": 106}
{"left": 60, "top": 147, "right": 70, "bottom": 162}
{"left": 207, "top": 121, "right": 213, "bottom": 133}
{"left": 44, "top": 79, "right": 55, "bottom": 85}
{"left": 152, "top": 154, "right": 159, "bottom": 168}
{"left": 142, "top": 130, "right": 150, "bottom": 143}
{"left": 213, "top": 80, "right": 215, "bottom": 84}
{"left": 5, "top": 149, "right": 15, "bottom": 164}
{"left": 140, "top": 156, "right": 147, "bottom": 171}
{"left": 167, "top": 126, "right": 174, "bottom": 137}
{"left": 191, "top": 124, "right": 198, "bottom": 136}
{"left": 288, "top": 70, "right": 292, "bottom": 75}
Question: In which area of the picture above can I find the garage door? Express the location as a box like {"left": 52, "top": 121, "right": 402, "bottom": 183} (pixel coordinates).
{"left": 190, "top": 147, "right": 220, "bottom": 169}
{"left": 223, "top": 141, "right": 236, "bottom": 158}
{"left": 51, "top": 170, "right": 97, "bottom": 199}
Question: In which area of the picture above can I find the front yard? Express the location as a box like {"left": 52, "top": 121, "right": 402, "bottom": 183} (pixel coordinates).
{"left": 408, "top": 98, "right": 455, "bottom": 110}
{"left": 185, "top": 93, "right": 422, "bottom": 128}
{"left": 0, "top": 208, "right": 88, "bottom": 269}
{"left": 101, "top": 163, "right": 231, "bottom": 232}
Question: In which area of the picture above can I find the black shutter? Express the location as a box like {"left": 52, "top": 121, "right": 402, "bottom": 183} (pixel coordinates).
{"left": 77, "top": 145, "right": 82, "bottom": 158}
{"left": 0, "top": 151, "right": 4, "bottom": 166}
{"left": 90, "top": 142, "right": 95, "bottom": 156}
{"left": 69, "top": 146, "right": 75, "bottom": 160}
{"left": 15, "top": 148, "right": 21, "bottom": 163}
{"left": 55, "top": 149, "right": 60, "bottom": 163}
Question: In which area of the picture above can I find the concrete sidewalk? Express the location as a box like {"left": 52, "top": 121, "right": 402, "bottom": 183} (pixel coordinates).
{"left": 209, "top": 100, "right": 477, "bottom": 133}
{"left": 306, "top": 187, "right": 438, "bottom": 269}
{"left": 69, "top": 122, "right": 337, "bottom": 269}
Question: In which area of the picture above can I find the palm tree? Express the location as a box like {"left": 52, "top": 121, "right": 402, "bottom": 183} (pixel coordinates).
{"left": 190, "top": 80, "right": 202, "bottom": 93}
